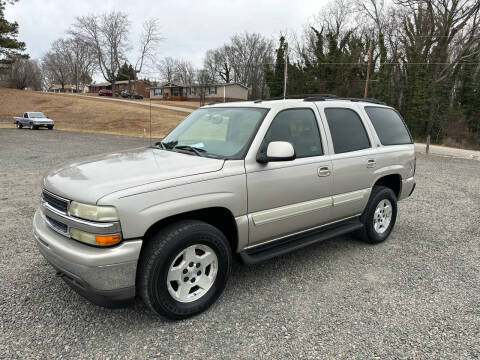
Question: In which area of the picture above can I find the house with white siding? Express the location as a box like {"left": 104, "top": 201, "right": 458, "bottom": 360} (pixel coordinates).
{"left": 149, "top": 82, "right": 248, "bottom": 102}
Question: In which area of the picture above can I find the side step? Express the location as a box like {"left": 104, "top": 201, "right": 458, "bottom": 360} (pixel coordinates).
{"left": 240, "top": 218, "right": 363, "bottom": 264}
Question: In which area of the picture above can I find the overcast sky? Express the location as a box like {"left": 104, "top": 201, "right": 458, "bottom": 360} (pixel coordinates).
{"left": 5, "top": 0, "right": 324, "bottom": 80}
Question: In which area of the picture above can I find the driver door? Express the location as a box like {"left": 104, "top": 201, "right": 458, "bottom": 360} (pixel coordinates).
{"left": 245, "top": 107, "right": 333, "bottom": 246}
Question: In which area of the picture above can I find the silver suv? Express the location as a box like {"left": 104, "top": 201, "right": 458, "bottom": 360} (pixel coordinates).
{"left": 34, "top": 96, "right": 416, "bottom": 319}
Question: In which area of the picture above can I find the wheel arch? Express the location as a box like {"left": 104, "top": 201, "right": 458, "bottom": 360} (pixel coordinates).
{"left": 142, "top": 207, "right": 239, "bottom": 254}
{"left": 373, "top": 173, "right": 402, "bottom": 198}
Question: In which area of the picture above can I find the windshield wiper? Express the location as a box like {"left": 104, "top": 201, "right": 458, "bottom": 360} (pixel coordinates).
{"left": 172, "top": 145, "right": 207, "bottom": 157}
{"left": 154, "top": 141, "right": 167, "bottom": 149}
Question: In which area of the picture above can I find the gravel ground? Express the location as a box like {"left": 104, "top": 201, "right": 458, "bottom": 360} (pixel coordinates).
{"left": 0, "top": 128, "right": 479, "bottom": 359}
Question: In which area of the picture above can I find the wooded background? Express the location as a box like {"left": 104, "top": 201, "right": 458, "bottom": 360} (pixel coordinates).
{"left": 1, "top": 0, "right": 479, "bottom": 148}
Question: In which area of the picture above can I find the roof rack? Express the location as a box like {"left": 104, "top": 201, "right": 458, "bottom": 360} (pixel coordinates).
{"left": 254, "top": 94, "right": 339, "bottom": 102}
{"left": 254, "top": 94, "right": 384, "bottom": 105}
{"left": 304, "top": 96, "right": 385, "bottom": 105}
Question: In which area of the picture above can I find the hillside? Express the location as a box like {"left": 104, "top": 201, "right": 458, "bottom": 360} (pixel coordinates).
{"left": 0, "top": 88, "right": 187, "bottom": 137}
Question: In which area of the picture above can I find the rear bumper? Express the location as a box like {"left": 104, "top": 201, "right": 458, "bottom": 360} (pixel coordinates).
{"left": 33, "top": 209, "right": 142, "bottom": 307}
{"left": 399, "top": 177, "right": 416, "bottom": 200}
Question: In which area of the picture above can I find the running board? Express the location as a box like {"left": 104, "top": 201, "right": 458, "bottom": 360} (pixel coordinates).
{"left": 240, "top": 218, "right": 363, "bottom": 264}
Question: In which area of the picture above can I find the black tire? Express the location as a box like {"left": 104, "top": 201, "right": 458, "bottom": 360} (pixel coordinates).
{"left": 16, "top": 122, "right": 22, "bottom": 129}
{"left": 138, "top": 220, "right": 232, "bottom": 319}
{"left": 29, "top": 123, "right": 37, "bottom": 130}
{"left": 47, "top": 125, "right": 53, "bottom": 130}
{"left": 357, "top": 185, "right": 397, "bottom": 244}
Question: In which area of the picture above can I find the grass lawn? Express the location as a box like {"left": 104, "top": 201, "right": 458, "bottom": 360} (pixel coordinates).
{"left": 0, "top": 88, "right": 187, "bottom": 138}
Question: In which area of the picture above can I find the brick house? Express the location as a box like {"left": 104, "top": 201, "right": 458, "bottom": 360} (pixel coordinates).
{"left": 88, "top": 80, "right": 150, "bottom": 97}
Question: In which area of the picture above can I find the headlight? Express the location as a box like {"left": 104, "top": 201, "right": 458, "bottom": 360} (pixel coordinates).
{"left": 70, "top": 228, "right": 121, "bottom": 246}
{"left": 68, "top": 201, "right": 119, "bottom": 222}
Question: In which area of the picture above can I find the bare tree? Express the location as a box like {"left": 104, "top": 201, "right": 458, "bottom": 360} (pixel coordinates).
{"left": 134, "top": 18, "right": 162, "bottom": 75}
{"left": 8, "top": 57, "right": 42, "bottom": 90}
{"left": 174, "top": 59, "right": 196, "bottom": 84}
{"left": 42, "top": 37, "right": 96, "bottom": 92}
{"left": 42, "top": 39, "right": 71, "bottom": 90}
{"left": 204, "top": 47, "right": 233, "bottom": 83}
{"left": 66, "top": 37, "right": 97, "bottom": 91}
{"left": 132, "top": 18, "right": 162, "bottom": 93}
{"left": 157, "top": 57, "right": 177, "bottom": 83}
{"left": 225, "top": 32, "right": 273, "bottom": 98}
{"left": 196, "top": 69, "right": 211, "bottom": 105}
{"left": 71, "top": 11, "right": 130, "bottom": 96}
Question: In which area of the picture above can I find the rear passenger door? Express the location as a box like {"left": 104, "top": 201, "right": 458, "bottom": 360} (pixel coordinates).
{"left": 319, "top": 104, "right": 377, "bottom": 221}
{"left": 245, "top": 106, "right": 333, "bottom": 246}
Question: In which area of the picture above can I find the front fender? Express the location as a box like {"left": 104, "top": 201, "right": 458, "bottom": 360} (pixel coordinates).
{"left": 101, "top": 174, "right": 248, "bottom": 240}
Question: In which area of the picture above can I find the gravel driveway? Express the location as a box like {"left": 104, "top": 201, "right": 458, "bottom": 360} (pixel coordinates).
{"left": 0, "top": 129, "right": 479, "bottom": 359}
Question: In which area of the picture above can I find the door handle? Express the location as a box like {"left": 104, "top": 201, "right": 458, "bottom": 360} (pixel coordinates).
{"left": 317, "top": 166, "right": 331, "bottom": 177}
{"left": 366, "top": 159, "right": 377, "bottom": 168}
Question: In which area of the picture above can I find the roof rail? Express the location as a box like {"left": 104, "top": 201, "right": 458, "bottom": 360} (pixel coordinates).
{"left": 304, "top": 96, "right": 385, "bottom": 105}
{"left": 255, "top": 94, "right": 385, "bottom": 105}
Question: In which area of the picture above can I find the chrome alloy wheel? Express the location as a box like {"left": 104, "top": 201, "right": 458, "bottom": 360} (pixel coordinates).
{"left": 373, "top": 199, "right": 393, "bottom": 234}
{"left": 166, "top": 244, "right": 218, "bottom": 303}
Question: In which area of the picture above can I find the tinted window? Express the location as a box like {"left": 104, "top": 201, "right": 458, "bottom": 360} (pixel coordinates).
{"left": 325, "top": 108, "right": 371, "bottom": 154}
{"left": 365, "top": 107, "right": 412, "bottom": 145}
{"left": 262, "top": 109, "right": 323, "bottom": 158}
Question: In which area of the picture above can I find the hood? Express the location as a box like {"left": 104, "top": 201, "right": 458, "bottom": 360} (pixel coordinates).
{"left": 43, "top": 148, "right": 225, "bottom": 203}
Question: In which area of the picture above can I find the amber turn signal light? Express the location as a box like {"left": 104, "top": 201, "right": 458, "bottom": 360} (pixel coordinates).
{"left": 95, "top": 234, "right": 121, "bottom": 246}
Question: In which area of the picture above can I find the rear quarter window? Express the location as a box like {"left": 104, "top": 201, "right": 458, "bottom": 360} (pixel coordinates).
{"left": 364, "top": 107, "right": 412, "bottom": 145}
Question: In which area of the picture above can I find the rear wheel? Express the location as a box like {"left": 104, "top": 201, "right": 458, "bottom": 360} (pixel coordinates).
{"left": 138, "top": 220, "right": 232, "bottom": 319}
{"left": 357, "top": 186, "right": 397, "bottom": 244}
{"left": 16, "top": 122, "right": 22, "bottom": 129}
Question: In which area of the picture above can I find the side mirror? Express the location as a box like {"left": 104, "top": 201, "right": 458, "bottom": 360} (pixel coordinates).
{"left": 257, "top": 141, "right": 296, "bottom": 163}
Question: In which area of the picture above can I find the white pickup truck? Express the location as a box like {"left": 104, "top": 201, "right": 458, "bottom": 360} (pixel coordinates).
{"left": 13, "top": 112, "right": 54, "bottom": 130}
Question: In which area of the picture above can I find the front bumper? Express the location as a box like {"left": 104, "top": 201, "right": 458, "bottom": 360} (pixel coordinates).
{"left": 33, "top": 121, "right": 54, "bottom": 127}
{"left": 33, "top": 209, "right": 142, "bottom": 307}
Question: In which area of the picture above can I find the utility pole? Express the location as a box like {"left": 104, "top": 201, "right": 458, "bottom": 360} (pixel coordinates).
{"left": 75, "top": 63, "right": 79, "bottom": 94}
{"left": 364, "top": 40, "right": 373, "bottom": 98}
{"left": 283, "top": 41, "right": 288, "bottom": 99}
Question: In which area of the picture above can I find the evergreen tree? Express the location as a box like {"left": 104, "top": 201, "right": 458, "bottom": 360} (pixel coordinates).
{"left": 374, "top": 32, "right": 389, "bottom": 103}
{"left": 264, "top": 36, "right": 286, "bottom": 98}
{"left": 457, "top": 53, "right": 480, "bottom": 134}
{"left": 0, "top": 0, "right": 26, "bottom": 70}
{"left": 116, "top": 62, "right": 136, "bottom": 81}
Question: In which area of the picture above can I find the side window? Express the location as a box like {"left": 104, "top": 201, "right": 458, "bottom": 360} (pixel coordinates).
{"left": 24, "top": 113, "right": 28, "bottom": 118}
{"left": 324, "top": 108, "right": 371, "bottom": 154}
{"left": 364, "top": 107, "right": 412, "bottom": 145}
{"left": 262, "top": 108, "right": 323, "bottom": 158}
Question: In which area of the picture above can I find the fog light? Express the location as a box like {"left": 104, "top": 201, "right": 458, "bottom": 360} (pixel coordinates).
{"left": 70, "top": 228, "right": 121, "bottom": 246}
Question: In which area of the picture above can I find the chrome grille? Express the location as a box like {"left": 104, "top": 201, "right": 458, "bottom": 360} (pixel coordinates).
{"left": 42, "top": 191, "right": 69, "bottom": 213}
{"left": 45, "top": 215, "right": 68, "bottom": 234}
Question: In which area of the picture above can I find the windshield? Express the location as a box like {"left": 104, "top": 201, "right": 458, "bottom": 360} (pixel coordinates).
{"left": 161, "top": 107, "right": 268, "bottom": 158}
{"left": 29, "top": 112, "right": 45, "bottom": 118}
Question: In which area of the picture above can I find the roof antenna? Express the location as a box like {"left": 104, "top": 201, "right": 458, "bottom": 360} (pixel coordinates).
{"left": 149, "top": 96, "right": 152, "bottom": 146}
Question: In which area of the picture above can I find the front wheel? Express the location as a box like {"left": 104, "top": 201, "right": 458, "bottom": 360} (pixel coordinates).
{"left": 357, "top": 186, "right": 397, "bottom": 244}
{"left": 47, "top": 125, "right": 53, "bottom": 130}
{"left": 29, "top": 123, "right": 37, "bottom": 130}
{"left": 138, "top": 220, "right": 232, "bottom": 319}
